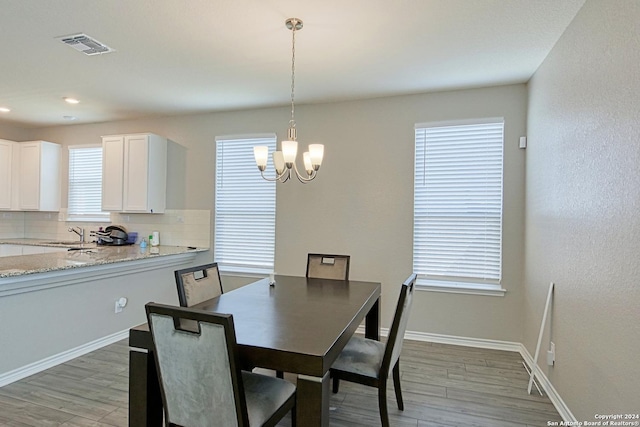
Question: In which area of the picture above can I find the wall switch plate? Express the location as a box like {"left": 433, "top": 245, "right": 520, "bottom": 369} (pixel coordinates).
{"left": 115, "top": 301, "right": 123, "bottom": 313}
{"left": 519, "top": 136, "right": 527, "bottom": 149}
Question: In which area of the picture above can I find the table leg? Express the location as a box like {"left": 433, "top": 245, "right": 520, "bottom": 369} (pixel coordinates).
{"left": 296, "top": 372, "right": 330, "bottom": 427}
{"left": 365, "top": 298, "right": 380, "bottom": 340}
{"left": 129, "top": 349, "right": 163, "bottom": 426}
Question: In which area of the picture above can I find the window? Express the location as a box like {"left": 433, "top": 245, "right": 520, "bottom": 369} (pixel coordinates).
{"left": 413, "top": 118, "right": 505, "bottom": 296}
{"left": 215, "top": 134, "right": 277, "bottom": 274}
{"left": 68, "top": 145, "right": 109, "bottom": 221}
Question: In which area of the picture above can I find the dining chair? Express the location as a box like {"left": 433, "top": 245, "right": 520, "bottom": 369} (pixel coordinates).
{"left": 145, "top": 302, "right": 297, "bottom": 427}
{"left": 273, "top": 253, "right": 352, "bottom": 380}
{"left": 306, "top": 253, "right": 350, "bottom": 280}
{"left": 175, "top": 263, "right": 223, "bottom": 307}
{"left": 330, "top": 273, "right": 416, "bottom": 427}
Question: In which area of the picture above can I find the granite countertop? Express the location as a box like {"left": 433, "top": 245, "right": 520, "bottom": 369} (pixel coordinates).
{"left": 0, "top": 239, "right": 208, "bottom": 278}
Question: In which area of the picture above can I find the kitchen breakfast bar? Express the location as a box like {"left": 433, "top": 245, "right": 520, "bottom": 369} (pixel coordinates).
{"left": 0, "top": 240, "right": 206, "bottom": 386}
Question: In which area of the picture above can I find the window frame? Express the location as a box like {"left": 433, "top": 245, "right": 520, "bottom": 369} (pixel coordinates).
{"left": 67, "top": 144, "right": 111, "bottom": 222}
{"left": 413, "top": 118, "right": 507, "bottom": 297}
{"left": 214, "top": 134, "right": 277, "bottom": 275}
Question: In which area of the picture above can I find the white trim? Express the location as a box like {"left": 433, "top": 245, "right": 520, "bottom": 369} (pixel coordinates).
{"left": 356, "top": 326, "right": 521, "bottom": 353}
{"left": 415, "top": 117, "right": 505, "bottom": 129}
{"left": 519, "top": 344, "right": 577, "bottom": 423}
{"left": 215, "top": 133, "right": 277, "bottom": 142}
{"left": 0, "top": 328, "right": 129, "bottom": 387}
{"left": 416, "top": 280, "right": 507, "bottom": 297}
{"left": 67, "top": 144, "right": 102, "bottom": 150}
{"left": 355, "top": 327, "right": 574, "bottom": 422}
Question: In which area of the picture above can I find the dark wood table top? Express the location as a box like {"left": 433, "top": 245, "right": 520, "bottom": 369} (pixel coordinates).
{"left": 130, "top": 275, "right": 381, "bottom": 377}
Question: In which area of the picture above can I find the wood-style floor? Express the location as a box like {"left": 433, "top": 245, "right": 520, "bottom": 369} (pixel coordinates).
{"left": 0, "top": 338, "right": 561, "bottom": 426}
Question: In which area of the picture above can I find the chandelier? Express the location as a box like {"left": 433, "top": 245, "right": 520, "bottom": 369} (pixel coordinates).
{"left": 253, "top": 18, "right": 324, "bottom": 183}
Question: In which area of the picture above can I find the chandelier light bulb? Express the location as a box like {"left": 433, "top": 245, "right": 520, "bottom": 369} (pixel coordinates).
{"left": 309, "top": 144, "right": 324, "bottom": 169}
{"left": 253, "top": 146, "right": 269, "bottom": 170}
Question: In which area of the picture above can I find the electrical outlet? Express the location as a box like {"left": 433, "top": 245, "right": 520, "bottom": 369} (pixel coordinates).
{"left": 547, "top": 342, "right": 556, "bottom": 366}
{"left": 114, "top": 297, "right": 128, "bottom": 314}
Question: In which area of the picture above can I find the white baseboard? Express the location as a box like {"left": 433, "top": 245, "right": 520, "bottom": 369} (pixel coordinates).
{"left": 356, "top": 325, "right": 521, "bottom": 352}
{"left": 0, "top": 329, "right": 129, "bottom": 387}
{"left": 519, "top": 344, "right": 577, "bottom": 423}
{"left": 357, "top": 326, "right": 574, "bottom": 422}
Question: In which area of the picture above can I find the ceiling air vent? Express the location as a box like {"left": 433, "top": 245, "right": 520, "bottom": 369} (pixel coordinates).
{"left": 57, "top": 33, "right": 114, "bottom": 56}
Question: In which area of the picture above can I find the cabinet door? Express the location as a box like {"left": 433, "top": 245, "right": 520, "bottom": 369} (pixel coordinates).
{"left": 18, "top": 143, "right": 41, "bottom": 210}
{"left": 102, "top": 136, "right": 124, "bottom": 211}
{"left": 0, "top": 140, "right": 12, "bottom": 209}
{"left": 123, "top": 135, "right": 149, "bottom": 212}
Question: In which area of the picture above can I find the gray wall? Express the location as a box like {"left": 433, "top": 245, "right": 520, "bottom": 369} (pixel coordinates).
{"left": 525, "top": 0, "right": 639, "bottom": 418}
{"left": 0, "top": 122, "right": 30, "bottom": 141}
{"left": 27, "top": 84, "right": 527, "bottom": 341}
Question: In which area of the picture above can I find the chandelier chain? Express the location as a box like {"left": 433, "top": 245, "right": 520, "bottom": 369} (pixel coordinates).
{"left": 290, "top": 22, "right": 296, "bottom": 127}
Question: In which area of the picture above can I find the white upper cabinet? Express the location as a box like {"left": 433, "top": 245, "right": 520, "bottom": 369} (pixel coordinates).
{"left": 102, "top": 133, "right": 167, "bottom": 213}
{"left": 102, "top": 136, "right": 125, "bottom": 211}
{"left": 17, "top": 141, "right": 61, "bottom": 211}
{"left": 0, "top": 139, "right": 15, "bottom": 210}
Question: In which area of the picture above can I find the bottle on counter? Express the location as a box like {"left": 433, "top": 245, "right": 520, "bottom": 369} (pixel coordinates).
{"left": 140, "top": 238, "right": 147, "bottom": 249}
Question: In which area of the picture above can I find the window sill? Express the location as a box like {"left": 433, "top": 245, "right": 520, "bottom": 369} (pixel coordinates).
{"left": 218, "top": 265, "right": 271, "bottom": 278}
{"left": 416, "top": 279, "right": 506, "bottom": 297}
{"left": 65, "top": 216, "right": 111, "bottom": 223}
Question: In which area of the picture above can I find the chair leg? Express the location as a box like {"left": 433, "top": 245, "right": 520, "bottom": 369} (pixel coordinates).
{"left": 276, "top": 370, "right": 284, "bottom": 379}
{"left": 392, "top": 361, "right": 404, "bottom": 410}
{"left": 332, "top": 375, "right": 340, "bottom": 393}
{"left": 378, "top": 381, "right": 390, "bottom": 427}
{"left": 291, "top": 400, "right": 296, "bottom": 427}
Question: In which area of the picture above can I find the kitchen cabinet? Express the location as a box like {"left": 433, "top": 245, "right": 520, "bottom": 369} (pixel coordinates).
{"left": 0, "top": 139, "right": 15, "bottom": 209}
{"left": 18, "top": 141, "right": 61, "bottom": 211}
{"left": 102, "top": 133, "right": 167, "bottom": 213}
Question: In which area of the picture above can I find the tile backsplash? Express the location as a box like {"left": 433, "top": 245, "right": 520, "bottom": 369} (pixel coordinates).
{"left": 0, "top": 212, "right": 25, "bottom": 238}
{"left": 1, "top": 209, "right": 211, "bottom": 248}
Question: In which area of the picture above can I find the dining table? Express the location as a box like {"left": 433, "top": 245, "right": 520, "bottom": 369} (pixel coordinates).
{"left": 128, "top": 274, "right": 381, "bottom": 427}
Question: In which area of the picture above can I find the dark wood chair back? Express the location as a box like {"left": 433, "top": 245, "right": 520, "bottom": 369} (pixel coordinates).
{"left": 381, "top": 273, "right": 417, "bottom": 378}
{"left": 306, "top": 253, "right": 350, "bottom": 280}
{"left": 174, "top": 263, "right": 223, "bottom": 307}
{"left": 145, "top": 302, "right": 248, "bottom": 426}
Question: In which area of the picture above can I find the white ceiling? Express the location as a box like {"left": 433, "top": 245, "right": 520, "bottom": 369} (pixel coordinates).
{"left": 0, "top": 0, "right": 585, "bottom": 128}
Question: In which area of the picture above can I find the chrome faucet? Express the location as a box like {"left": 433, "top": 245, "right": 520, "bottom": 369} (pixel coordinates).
{"left": 68, "top": 226, "right": 84, "bottom": 243}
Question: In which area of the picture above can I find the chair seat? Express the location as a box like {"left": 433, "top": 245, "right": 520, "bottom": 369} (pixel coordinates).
{"left": 242, "top": 371, "right": 296, "bottom": 426}
{"left": 331, "top": 336, "right": 385, "bottom": 379}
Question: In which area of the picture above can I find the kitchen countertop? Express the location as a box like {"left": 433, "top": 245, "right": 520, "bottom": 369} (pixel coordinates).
{"left": 0, "top": 239, "right": 208, "bottom": 278}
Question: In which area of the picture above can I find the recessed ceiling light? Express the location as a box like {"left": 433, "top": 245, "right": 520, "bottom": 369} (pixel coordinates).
{"left": 64, "top": 97, "right": 80, "bottom": 104}
{"left": 0, "top": 107, "right": 10, "bottom": 113}
{"left": 63, "top": 115, "right": 77, "bottom": 121}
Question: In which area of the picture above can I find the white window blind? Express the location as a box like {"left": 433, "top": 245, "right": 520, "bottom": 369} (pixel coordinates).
{"left": 215, "top": 135, "right": 276, "bottom": 273}
{"left": 68, "top": 146, "right": 109, "bottom": 221}
{"left": 413, "top": 119, "right": 504, "bottom": 285}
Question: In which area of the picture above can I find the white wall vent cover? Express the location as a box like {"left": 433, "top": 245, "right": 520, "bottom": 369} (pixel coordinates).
{"left": 57, "top": 33, "right": 114, "bottom": 55}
